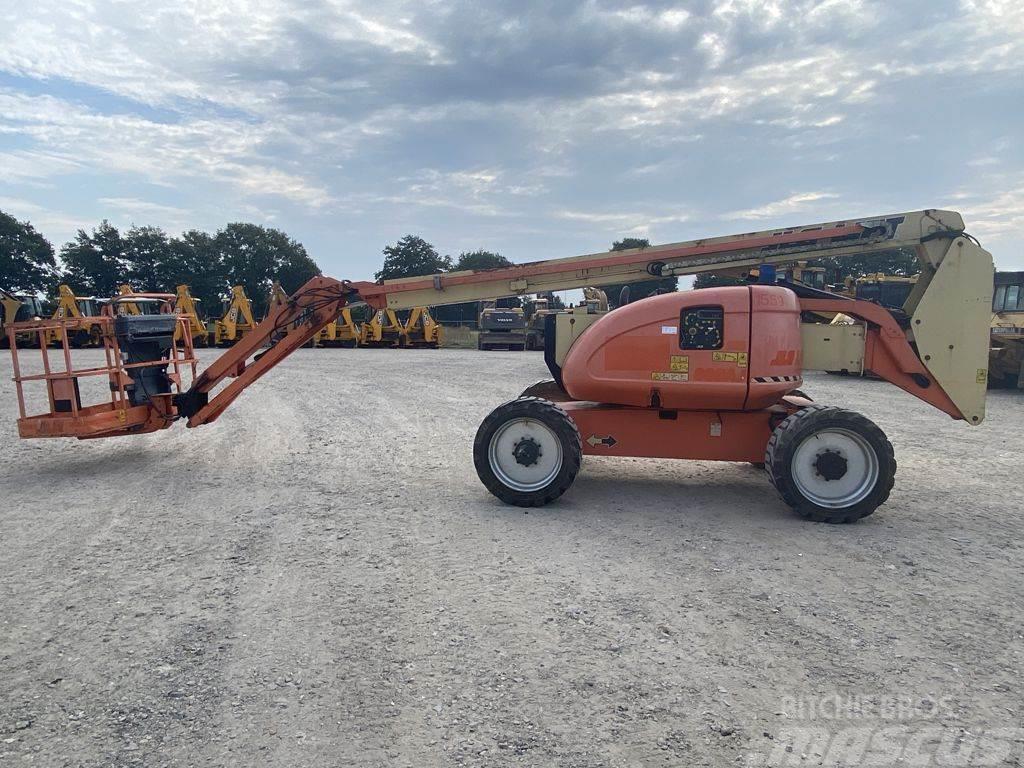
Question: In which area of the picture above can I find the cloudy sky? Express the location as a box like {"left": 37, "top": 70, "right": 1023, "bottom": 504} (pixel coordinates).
{"left": 0, "top": 0, "right": 1021, "bottom": 279}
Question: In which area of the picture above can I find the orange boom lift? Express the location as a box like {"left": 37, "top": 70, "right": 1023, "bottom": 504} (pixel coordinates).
{"left": 5, "top": 210, "right": 993, "bottom": 522}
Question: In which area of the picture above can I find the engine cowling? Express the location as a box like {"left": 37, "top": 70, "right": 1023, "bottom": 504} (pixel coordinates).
{"left": 560, "top": 286, "right": 802, "bottom": 410}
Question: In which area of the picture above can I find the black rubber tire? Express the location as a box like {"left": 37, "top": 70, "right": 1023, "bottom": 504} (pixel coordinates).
{"left": 519, "top": 378, "right": 569, "bottom": 401}
{"left": 474, "top": 397, "right": 582, "bottom": 507}
{"left": 765, "top": 405, "right": 895, "bottom": 524}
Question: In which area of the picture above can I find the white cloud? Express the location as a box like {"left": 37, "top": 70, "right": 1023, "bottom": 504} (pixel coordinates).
{"left": 722, "top": 192, "right": 840, "bottom": 220}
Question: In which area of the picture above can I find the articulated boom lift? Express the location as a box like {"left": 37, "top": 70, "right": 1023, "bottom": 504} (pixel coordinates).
{"left": 6, "top": 209, "right": 993, "bottom": 522}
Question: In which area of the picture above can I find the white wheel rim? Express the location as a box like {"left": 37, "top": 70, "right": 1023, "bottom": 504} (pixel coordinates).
{"left": 790, "top": 428, "right": 879, "bottom": 509}
{"left": 488, "top": 418, "right": 563, "bottom": 492}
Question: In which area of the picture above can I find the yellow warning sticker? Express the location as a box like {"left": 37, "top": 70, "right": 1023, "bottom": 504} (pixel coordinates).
{"left": 652, "top": 372, "right": 688, "bottom": 382}
{"left": 712, "top": 351, "right": 738, "bottom": 363}
{"left": 738, "top": 352, "right": 748, "bottom": 368}
{"left": 670, "top": 355, "right": 689, "bottom": 372}
{"left": 977, "top": 368, "right": 988, "bottom": 384}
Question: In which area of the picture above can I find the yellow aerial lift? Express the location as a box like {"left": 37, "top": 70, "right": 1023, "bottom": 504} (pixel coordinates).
{"left": 211, "top": 285, "right": 257, "bottom": 347}
{"left": 359, "top": 308, "right": 407, "bottom": 348}
{"left": 173, "top": 285, "right": 208, "bottom": 347}
{"left": 45, "top": 285, "right": 104, "bottom": 347}
{"left": 403, "top": 307, "right": 443, "bottom": 348}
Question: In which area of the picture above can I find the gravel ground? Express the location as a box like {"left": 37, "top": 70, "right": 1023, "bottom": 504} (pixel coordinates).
{"left": 1, "top": 348, "right": 1022, "bottom": 767}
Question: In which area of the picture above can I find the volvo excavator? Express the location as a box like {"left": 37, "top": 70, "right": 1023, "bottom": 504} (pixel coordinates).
{"left": 5, "top": 209, "right": 993, "bottom": 523}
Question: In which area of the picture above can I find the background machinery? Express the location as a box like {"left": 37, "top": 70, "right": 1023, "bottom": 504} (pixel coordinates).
{"left": 359, "top": 308, "right": 406, "bottom": 347}
{"left": 989, "top": 271, "right": 1024, "bottom": 388}
{"left": 314, "top": 308, "right": 360, "bottom": 347}
{"left": 211, "top": 285, "right": 257, "bottom": 346}
{"left": 173, "top": 284, "right": 208, "bottom": 347}
{"left": 478, "top": 302, "right": 527, "bottom": 350}
{"left": 5, "top": 209, "right": 993, "bottom": 524}
{"left": 403, "top": 307, "right": 442, "bottom": 348}
{"left": 1, "top": 290, "right": 45, "bottom": 348}
{"left": 45, "top": 285, "right": 104, "bottom": 347}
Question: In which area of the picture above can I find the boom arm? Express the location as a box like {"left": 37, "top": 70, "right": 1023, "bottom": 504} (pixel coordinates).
{"left": 167, "top": 210, "right": 995, "bottom": 429}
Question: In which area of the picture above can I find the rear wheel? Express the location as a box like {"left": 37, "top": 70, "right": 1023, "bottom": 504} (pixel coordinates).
{"left": 474, "top": 397, "right": 582, "bottom": 507}
{"left": 765, "top": 405, "right": 895, "bottom": 523}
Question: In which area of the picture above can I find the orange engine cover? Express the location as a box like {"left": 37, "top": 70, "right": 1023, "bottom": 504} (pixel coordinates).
{"left": 561, "top": 286, "right": 803, "bottom": 410}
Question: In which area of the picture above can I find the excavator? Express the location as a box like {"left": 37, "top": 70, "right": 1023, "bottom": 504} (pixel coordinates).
{"left": 210, "top": 285, "right": 257, "bottom": 346}
{"left": 5, "top": 209, "right": 993, "bottom": 524}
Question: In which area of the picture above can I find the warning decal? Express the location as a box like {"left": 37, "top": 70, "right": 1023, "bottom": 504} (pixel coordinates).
{"left": 670, "top": 355, "right": 689, "bottom": 372}
{"left": 652, "top": 372, "right": 688, "bottom": 382}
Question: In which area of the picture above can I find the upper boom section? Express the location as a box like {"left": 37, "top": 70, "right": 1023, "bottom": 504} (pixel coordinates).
{"left": 351, "top": 209, "right": 967, "bottom": 311}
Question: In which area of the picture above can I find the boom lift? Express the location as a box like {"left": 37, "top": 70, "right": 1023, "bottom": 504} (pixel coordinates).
{"left": 211, "top": 285, "right": 257, "bottom": 346}
{"left": 5, "top": 209, "right": 994, "bottom": 523}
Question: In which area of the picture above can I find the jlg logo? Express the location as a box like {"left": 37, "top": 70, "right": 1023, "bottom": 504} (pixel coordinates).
{"left": 756, "top": 293, "right": 785, "bottom": 306}
{"left": 769, "top": 349, "right": 797, "bottom": 366}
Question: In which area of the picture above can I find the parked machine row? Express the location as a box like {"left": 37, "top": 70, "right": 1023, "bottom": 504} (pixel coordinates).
{"left": 1, "top": 282, "right": 442, "bottom": 350}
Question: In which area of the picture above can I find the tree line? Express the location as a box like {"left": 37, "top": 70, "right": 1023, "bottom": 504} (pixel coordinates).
{"left": 2, "top": 209, "right": 680, "bottom": 325}
{"left": 1, "top": 210, "right": 320, "bottom": 317}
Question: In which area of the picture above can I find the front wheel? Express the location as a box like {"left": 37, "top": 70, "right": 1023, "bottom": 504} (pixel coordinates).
{"left": 765, "top": 405, "right": 895, "bottom": 523}
{"left": 473, "top": 397, "right": 582, "bottom": 507}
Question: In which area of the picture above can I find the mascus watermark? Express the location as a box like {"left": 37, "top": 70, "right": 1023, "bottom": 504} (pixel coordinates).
{"left": 748, "top": 726, "right": 1022, "bottom": 767}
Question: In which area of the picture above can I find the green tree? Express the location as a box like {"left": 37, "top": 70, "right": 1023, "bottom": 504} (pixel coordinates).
{"left": 216, "top": 223, "right": 320, "bottom": 316}
{"left": 818, "top": 249, "right": 920, "bottom": 280}
{"left": 60, "top": 220, "right": 126, "bottom": 297}
{"left": 375, "top": 235, "right": 452, "bottom": 281}
{"left": 453, "top": 250, "right": 512, "bottom": 272}
{"left": 693, "top": 273, "right": 747, "bottom": 289}
{"left": 0, "top": 210, "right": 58, "bottom": 293}
{"left": 167, "top": 230, "right": 225, "bottom": 314}
{"left": 124, "top": 225, "right": 173, "bottom": 290}
{"left": 601, "top": 237, "right": 677, "bottom": 308}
